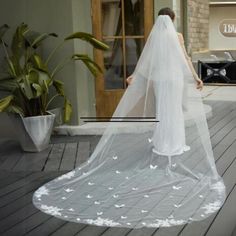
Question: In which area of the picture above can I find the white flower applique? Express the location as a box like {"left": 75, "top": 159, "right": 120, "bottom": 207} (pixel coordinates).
{"left": 114, "top": 204, "right": 125, "bottom": 208}
{"left": 40, "top": 204, "right": 63, "bottom": 216}
{"left": 141, "top": 209, "right": 148, "bottom": 213}
{"left": 86, "top": 217, "right": 121, "bottom": 226}
{"left": 172, "top": 185, "right": 182, "bottom": 190}
{"left": 150, "top": 164, "right": 158, "bottom": 169}
{"left": 56, "top": 170, "right": 75, "bottom": 181}
{"left": 65, "top": 188, "right": 74, "bottom": 193}
{"left": 35, "top": 186, "right": 49, "bottom": 200}
{"left": 148, "top": 138, "right": 152, "bottom": 143}
{"left": 201, "top": 200, "right": 222, "bottom": 214}
{"left": 174, "top": 204, "right": 182, "bottom": 208}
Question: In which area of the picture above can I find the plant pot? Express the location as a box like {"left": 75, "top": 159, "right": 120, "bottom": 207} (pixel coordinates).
{"left": 9, "top": 112, "right": 55, "bottom": 152}
{"left": 48, "top": 107, "right": 63, "bottom": 127}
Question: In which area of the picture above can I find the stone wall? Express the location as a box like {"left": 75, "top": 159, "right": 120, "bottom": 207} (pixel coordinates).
{"left": 187, "top": 0, "right": 210, "bottom": 54}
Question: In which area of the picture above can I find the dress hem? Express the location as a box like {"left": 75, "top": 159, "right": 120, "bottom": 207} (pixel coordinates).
{"left": 152, "top": 145, "right": 191, "bottom": 156}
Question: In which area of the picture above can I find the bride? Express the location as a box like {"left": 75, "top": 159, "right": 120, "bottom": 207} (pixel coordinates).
{"left": 126, "top": 7, "right": 204, "bottom": 175}
{"left": 32, "top": 8, "right": 226, "bottom": 229}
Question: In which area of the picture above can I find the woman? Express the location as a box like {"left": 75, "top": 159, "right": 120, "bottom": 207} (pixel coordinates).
{"left": 32, "top": 9, "right": 225, "bottom": 229}
{"left": 128, "top": 8, "right": 203, "bottom": 173}
{"left": 126, "top": 7, "right": 203, "bottom": 91}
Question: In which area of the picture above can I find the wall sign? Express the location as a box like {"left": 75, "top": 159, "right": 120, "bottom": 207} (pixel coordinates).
{"left": 219, "top": 19, "right": 236, "bottom": 37}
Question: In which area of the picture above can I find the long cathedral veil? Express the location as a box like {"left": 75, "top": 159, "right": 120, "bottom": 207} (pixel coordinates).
{"left": 32, "top": 15, "right": 226, "bottom": 228}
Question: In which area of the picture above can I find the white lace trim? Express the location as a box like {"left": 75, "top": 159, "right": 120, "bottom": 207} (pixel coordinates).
{"left": 34, "top": 186, "right": 49, "bottom": 200}
{"left": 85, "top": 217, "right": 121, "bottom": 226}
{"left": 56, "top": 170, "right": 76, "bottom": 181}
{"left": 210, "top": 181, "right": 225, "bottom": 194}
{"left": 40, "top": 204, "right": 63, "bottom": 216}
{"left": 201, "top": 200, "right": 222, "bottom": 214}
{"left": 143, "top": 219, "right": 186, "bottom": 227}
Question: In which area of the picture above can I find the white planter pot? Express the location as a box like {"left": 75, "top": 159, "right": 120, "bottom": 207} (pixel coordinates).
{"left": 9, "top": 112, "right": 55, "bottom": 152}
{"left": 48, "top": 107, "right": 63, "bottom": 127}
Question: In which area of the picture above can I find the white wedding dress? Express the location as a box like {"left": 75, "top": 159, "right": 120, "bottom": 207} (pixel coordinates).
{"left": 152, "top": 75, "right": 190, "bottom": 156}
{"left": 32, "top": 15, "right": 226, "bottom": 229}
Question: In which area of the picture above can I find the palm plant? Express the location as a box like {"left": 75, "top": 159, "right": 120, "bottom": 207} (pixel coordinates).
{"left": 0, "top": 23, "right": 109, "bottom": 122}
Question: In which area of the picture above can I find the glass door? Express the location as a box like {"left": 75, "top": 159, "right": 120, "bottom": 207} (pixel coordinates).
{"left": 92, "top": 0, "right": 154, "bottom": 117}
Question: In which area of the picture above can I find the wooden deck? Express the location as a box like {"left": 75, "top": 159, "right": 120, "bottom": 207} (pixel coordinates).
{"left": 0, "top": 100, "right": 235, "bottom": 236}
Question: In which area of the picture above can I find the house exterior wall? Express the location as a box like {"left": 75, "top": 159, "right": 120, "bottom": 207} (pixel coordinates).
{"left": 71, "top": 0, "right": 96, "bottom": 125}
{"left": 187, "top": 0, "right": 210, "bottom": 54}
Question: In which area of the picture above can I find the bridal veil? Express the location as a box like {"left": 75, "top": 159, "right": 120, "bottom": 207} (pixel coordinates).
{"left": 32, "top": 15, "right": 226, "bottom": 228}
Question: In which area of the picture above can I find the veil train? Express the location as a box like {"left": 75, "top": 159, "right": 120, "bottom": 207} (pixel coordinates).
{"left": 32, "top": 15, "right": 226, "bottom": 229}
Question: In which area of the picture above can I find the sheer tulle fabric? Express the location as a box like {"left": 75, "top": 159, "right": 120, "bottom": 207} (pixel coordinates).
{"left": 32, "top": 15, "right": 226, "bottom": 228}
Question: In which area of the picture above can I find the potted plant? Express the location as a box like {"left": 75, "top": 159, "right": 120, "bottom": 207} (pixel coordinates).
{"left": 0, "top": 23, "right": 109, "bottom": 152}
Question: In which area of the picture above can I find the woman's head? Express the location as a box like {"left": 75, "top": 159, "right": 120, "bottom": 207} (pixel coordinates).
{"left": 158, "top": 7, "right": 175, "bottom": 22}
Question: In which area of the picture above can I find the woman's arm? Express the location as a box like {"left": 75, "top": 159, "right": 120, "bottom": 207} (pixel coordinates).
{"left": 177, "top": 33, "right": 203, "bottom": 90}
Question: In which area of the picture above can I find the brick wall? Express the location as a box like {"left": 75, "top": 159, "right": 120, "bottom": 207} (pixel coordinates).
{"left": 187, "top": 0, "right": 210, "bottom": 54}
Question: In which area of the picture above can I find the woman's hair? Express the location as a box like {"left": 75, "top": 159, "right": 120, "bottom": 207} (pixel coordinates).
{"left": 158, "top": 7, "right": 175, "bottom": 21}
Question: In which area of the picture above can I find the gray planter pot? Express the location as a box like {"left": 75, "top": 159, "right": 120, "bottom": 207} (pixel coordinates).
{"left": 9, "top": 112, "right": 55, "bottom": 152}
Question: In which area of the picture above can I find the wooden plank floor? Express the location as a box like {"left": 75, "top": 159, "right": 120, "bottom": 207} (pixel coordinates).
{"left": 0, "top": 100, "right": 235, "bottom": 236}
{"left": 0, "top": 135, "right": 100, "bottom": 172}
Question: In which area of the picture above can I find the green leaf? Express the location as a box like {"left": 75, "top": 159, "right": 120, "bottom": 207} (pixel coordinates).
{"left": 64, "top": 98, "right": 72, "bottom": 123}
{"left": 0, "top": 95, "right": 14, "bottom": 112}
{"left": 11, "top": 22, "right": 29, "bottom": 59}
{"left": 29, "top": 54, "right": 48, "bottom": 72}
{"left": 65, "top": 32, "right": 109, "bottom": 51}
{"left": 28, "top": 68, "right": 51, "bottom": 93}
{"left": 53, "top": 79, "right": 64, "bottom": 96}
{"left": 32, "top": 83, "right": 43, "bottom": 97}
{"left": 39, "top": 71, "right": 51, "bottom": 94}
{"left": 0, "top": 76, "right": 18, "bottom": 91}
{"left": 9, "top": 23, "right": 28, "bottom": 76}
{"left": 19, "top": 75, "right": 34, "bottom": 100}
{"left": 5, "top": 104, "right": 24, "bottom": 115}
{"left": 23, "top": 30, "right": 58, "bottom": 49}
{"left": 27, "top": 68, "right": 38, "bottom": 84}
{"left": 0, "top": 74, "right": 12, "bottom": 81}
{"left": 72, "top": 54, "right": 103, "bottom": 76}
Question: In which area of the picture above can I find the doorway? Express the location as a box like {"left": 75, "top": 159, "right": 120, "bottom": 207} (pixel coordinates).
{"left": 91, "top": 0, "right": 154, "bottom": 117}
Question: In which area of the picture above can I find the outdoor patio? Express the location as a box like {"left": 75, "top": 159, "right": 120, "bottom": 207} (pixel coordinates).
{"left": 0, "top": 98, "right": 236, "bottom": 235}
